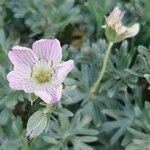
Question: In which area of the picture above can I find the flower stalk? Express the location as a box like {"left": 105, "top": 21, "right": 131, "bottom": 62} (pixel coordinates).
{"left": 43, "top": 104, "right": 53, "bottom": 114}
{"left": 90, "top": 42, "right": 113, "bottom": 94}
{"left": 90, "top": 6, "right": 140, "bottom": 94}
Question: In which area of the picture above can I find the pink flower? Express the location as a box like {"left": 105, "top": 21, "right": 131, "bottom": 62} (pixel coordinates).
{"left": 7, "top": 39, "right": 74, "bottom": 104}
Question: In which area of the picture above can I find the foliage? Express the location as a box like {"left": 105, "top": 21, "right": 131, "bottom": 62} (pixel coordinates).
{"left": 0, "top": 0, "right": 150, "bottom": 150}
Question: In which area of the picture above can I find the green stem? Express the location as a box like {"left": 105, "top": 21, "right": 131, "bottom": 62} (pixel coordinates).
{"left": 90, "top": 42, "right": 113, "bottom": 94}
{"left": 43, "top": 104, "right": 53, "bottom": 114}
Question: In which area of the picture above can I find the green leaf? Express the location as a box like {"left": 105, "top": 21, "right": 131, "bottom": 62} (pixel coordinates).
{"left": 73, "top": 140, "right": 93, "bottom": 150}
{"left": 54, "top": 108, "right": 73, "bottom": 117}
{"left": 26, "top": 110, "right": 48, "bottom": 139}
{"left": 73, "top": 128, "right": 98, "bottom": 136}
{"left": 0, "top": 108, "right": 10, "bottom": 125}
{"left": 125, "top": 139, "right": 150, "bottom": 150}
{"left": 128, "top": 128, "right": 150, "bottom": 139}
{"left": 75, "top": 136, "right": 97, "bottom": 143}
{"left": 42, "top": 136, "right": 58, "bottom": 144}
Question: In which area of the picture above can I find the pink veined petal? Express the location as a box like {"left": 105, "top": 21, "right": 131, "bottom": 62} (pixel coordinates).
{"left": 48, "top": 85, "right": 62, "bottom": 103}
{"left": 23, "top": 79, "right": 37, "bottom": 93}
{"left": 7, "top": 67, "right": 31, "bottom": 90}
{"left": 34, "top": 90, "right": 52, "bottom": 104}
{"left": 7, "top": 71, "right": 24, "bottom": 90}
{"left": 54, "top": 60, "right": 74, "bottom": 85}
{"left": 32, "top": 39, "right": 62, "bottom": 65}
{"left": 34, "top": 85, "right": 62, "bottom": 104}
{"left": 8, "top": 46, "right": 38, "bottom": 68}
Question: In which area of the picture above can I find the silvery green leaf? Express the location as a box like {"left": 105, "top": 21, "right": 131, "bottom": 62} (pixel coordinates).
{"left": 125, "top": 139, "right": 150, "bottom": 150}
{"left": 0, "top": 108, "right": 10, "bottom": 125}
{"left": 26, "top": 110, "right": 48, "bottom": 139}
{"left": 42, "top": 136, "right": 58, "bottom": 144}
{"left": 75, "top": 136, "right": 97, "bottom": 143}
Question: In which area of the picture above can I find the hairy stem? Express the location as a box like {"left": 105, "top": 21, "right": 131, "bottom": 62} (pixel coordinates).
{"left": 43, "top": 104, "right": 53, "bottom": 114}
{"left": 90, "top": 42, "right": 113, "bottom": 94}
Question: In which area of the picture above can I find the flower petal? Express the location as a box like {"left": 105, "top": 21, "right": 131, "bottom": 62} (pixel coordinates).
{"left": 32, "top": 39, "right": 62, "bottom": 65}
{"left": 124, "top": 23, "right": 140, "bottom": 39}
{"left": 23, "top": 80, "right": 37, "bottom": 93}
{"left": 8, "top": 46, "right": 38, "bottom": 67}
{"left": 107, "top": 7, "right": 124, "bottom": 26}
{"left": 48, "top": 85, "right": 62, "bottom": 103}
{"left": 54, "top": 60, "right": 74, "bottom": 85}
{"left": 34, "top": 85, "right": 62, "bottom": 104}
{"left": 7, "top": 67, "right": 31, "bottom": 90}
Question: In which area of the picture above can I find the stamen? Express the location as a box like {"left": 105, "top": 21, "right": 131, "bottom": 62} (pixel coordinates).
{"left": 34, "top": 69, "right": 53, "bottom": 84}
{"left": 31, "top": 59, "right": 54, "bottom": 84}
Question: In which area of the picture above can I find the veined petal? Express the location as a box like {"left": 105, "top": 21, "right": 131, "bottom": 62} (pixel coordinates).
{"left": 48, "top": 85, "right": 62, "bottom": 103}
{"left": 7, "top": 67, "right": 31, "bottom": 90}
{"left": 34, "top": 85, "right": 62, "bottom": 104}
{"left": 32, "top": 39, "right": 62, "bottom": 66}
{"left": 23, "top": 80, "right": 37, "bottom": 93}
{"left": 54, "top": 60, "right": 74, "bottom": 85}
{"left": 116, "top": 25, "right": 127, "bottom": 35}
{"left": 34, "top": 90, "right": 52, "bottom": 104}
{"left": 107, "top": 7, "right": 124, "bottom": 26}
{"left": 8, "top": 46, "right": 38, "bottom": 67}
{"left": 7, "top": 71, "right": 24, "bottom": 90}
{"left": 123, "top": 23, "right": 140, "bottom": 39}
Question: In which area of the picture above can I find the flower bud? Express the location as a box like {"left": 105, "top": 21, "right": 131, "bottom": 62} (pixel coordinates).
{"left": 104, "top": 7, "right": 140, "bottom": 43}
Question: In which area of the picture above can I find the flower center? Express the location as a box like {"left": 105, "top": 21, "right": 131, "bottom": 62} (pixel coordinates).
{"left": 31, "top": 59, "right": 54, "bottom": 84}
{"left": 34, "top": 68, "right": 54, "bottom": 84}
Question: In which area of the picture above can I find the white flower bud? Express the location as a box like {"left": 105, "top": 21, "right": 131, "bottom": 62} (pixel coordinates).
{"left": 104, "top": 7, "right": 140, "bottom": 43}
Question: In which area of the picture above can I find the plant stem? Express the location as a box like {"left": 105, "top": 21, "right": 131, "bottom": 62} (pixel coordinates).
{"left": 43, "top": 104, "right": 53, "bottom": 114}
{"left": 90, "top": 42, "right": 113, "bottom": 94}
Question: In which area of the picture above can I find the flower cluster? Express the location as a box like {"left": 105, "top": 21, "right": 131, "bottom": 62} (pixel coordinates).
{"left": 7, "top": 39, "right": 74, "bottom": 104}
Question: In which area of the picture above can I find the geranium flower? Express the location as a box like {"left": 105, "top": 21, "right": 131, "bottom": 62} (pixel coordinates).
{"left": 104, "top": 7, "right": 140, "bottom": 43}
{"left": 7, "top": 39, "right": 74, "bottom": 104}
